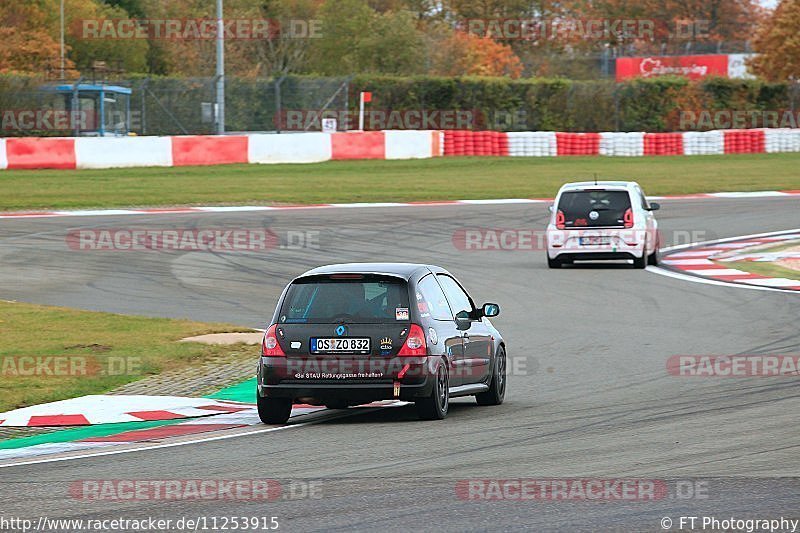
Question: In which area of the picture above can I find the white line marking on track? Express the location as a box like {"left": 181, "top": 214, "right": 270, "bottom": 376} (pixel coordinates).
{"left": 684, "top": 268, "right": 750, "bottom": 276}
{"left": 646, "top": 266, "right": 791, "bottom": 293}
{"left": 1, "top": 191, "right": 799, "bottom": 221}
{"left": 0, "top": 405, "right": 395, "bottom": 469}
{"left": 661, "top": 259, "right": 715, "bottom": 266}
{"left": 0, "top": 423, "right": 311, "bottom": 469}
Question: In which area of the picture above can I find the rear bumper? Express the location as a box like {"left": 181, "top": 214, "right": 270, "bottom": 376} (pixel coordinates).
{"left": 257, "top": 356, "right": 436, "bottom": 404}
{"left": 555, "top": 251, "right": 638, "bottom": 261}
{"left": 547, "top": 228, "right": 647, "bottom": 261}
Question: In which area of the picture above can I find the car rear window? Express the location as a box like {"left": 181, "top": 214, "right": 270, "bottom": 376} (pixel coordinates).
{"left": 279, "top": 276, "right": 410, "bottom": 324}
{"left": 557, "top": 190, "right": 632, "bottom": 228}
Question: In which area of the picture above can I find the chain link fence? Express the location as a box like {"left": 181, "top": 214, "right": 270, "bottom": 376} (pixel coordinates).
{"left": 1, "top": 73, "right": 799, "bottom": 136}
{"left": 0, "top": 75, "right": 351, "bottom": 136}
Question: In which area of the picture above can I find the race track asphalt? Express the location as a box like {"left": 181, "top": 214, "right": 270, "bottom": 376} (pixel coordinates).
{"left": 1, "top": 197, "right": 799, "bottom": 532}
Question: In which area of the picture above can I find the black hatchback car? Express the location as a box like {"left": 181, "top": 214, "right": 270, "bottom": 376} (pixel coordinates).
{"left": 257, "top": 263, "right": 506, "bottom": 423}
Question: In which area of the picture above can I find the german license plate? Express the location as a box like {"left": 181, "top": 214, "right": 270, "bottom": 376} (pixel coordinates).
{"left": 310, "top": 337, "right": 370, "bottom": 354}
{"left": 580, "top": 236, "right": 611, "bottom": 245}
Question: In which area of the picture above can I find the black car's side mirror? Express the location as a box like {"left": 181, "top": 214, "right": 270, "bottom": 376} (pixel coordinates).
{"left": 455, "top": 310, "right": 471, "bottom": 330}
{"left": 482, "top": 303, "right": 500, "bottom": 317}
{"left": 648, "top": 202, "right": 661, "bottom": 211}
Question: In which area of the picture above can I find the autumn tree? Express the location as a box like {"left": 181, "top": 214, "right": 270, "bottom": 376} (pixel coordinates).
{"left": 568, "top": 0, "right": 763, "bottom": 50}
{"left": 0, "top": 1, "right": 72, "bottom": 74}
{"left": 306, "top": 0, "right": 425, "bottom": 75}
{"left": 750, "top": 0, "right": 800, "bottom": 81}
{"left": 59, "top": 0, "right": 149, "bottom": 74}
{"left": 429, "top": 30, "right": 523, "bottom": 78}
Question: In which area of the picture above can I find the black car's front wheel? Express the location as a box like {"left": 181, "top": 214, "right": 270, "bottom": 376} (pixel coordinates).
{"left": 416, "top": 360, "right": 449, "bottom": 420}
{"left": 476, "top": 346, "right": 506, "bottom": 406}
{"left": 257, "top": 395, "right": 292, "bottom": 424}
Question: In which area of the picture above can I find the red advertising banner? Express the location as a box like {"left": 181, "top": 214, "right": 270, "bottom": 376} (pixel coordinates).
{"left": 616, "top": 55, "right": 729, "bottom": 81}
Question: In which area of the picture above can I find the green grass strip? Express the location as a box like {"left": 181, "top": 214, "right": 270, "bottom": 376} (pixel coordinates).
{"left": 2, "top": 153, "right": 800, "bottom": 211}
{"left": 0, "top": 377, "right": 257, "bottom": 451}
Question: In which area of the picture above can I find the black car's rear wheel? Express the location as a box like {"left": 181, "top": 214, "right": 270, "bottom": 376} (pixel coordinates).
{"left": 257, "top": 395, "right": 292, "bottom": 424}
{"left": 416, "top": 360, "right": 449, "bottom": 420}
{"left": 476, "top": 346, "right": 506, "bottom": 406}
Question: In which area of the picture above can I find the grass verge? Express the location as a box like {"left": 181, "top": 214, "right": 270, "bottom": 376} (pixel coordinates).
{"left": 1, "top": 153, "right": 800, "bottom": 211}
{"left": 0, "top": 300, "right": 254, "bottom": 412}
{"left": 718, "top": 260, "right": 800, "bottom": 281}
{"left": 710, "top": 240, "right": 800, "bottom": 282}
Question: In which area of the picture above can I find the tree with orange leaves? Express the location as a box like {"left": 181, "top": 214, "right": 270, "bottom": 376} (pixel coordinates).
{"left": 0, "top": 2, "right": 70, "bottom": 74}
{"left": 430, "top": 31, "right": 523, "bottom": 78}
{"left": 750, "top": 0, "right": 800, "bottom": 82}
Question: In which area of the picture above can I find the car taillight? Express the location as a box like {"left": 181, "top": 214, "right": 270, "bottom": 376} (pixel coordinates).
{"left": 398, "top": 324, "right": 427, "bottom": 357}
{"left": 556, "top": 209, "right": 565, "bottom": 230}
{"left": 261, "top": 324, "right": 285, "bottom": 357}
{"left": 623, "top": 208, "right": 634, "bottom": 228}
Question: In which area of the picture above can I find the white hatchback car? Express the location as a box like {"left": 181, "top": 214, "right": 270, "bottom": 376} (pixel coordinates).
{"left": 546, "top": 181, "right": 661, "bottom": 269}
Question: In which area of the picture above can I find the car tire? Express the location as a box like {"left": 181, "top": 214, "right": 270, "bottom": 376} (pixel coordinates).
{"left": 633, "top": 245, "right": 647, "bottom": 269}
{"left": 647, "top": 241, "right": 661, "bottom": 266}
{"left": 257, "top": 395, "right": 292, "bottom": 424}
{"left": 547, "top": 256, "right": 562, "bottom": 269}
{"left": 476, "top": 346, "right": 506, "bottom": 406}
{"left": 416, "top": 360, "right": 449, "bottom": 420}
{"left": 324, "top": 400, "right": 349, "bottom": 410}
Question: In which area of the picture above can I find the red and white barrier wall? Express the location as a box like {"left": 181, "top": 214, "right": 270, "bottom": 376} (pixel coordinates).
{"left": 1, "top": 128, "right": 799, "bottom": 170}
{"left": 444, "top": 128, "right": 800, "bottom": 157}
{"left": 0, "top": 130, "right": 442, "bottom": 170}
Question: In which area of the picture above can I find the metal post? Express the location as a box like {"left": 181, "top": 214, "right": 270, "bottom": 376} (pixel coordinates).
{"left": 141, "top": 79, "right": 147, "bottom": 135}
{"left": 71, "top": 79, "right": 81, "bottom": 137}
{"left": 60, "top": 0, "right": 65, "bottom": 79}
{"left": 274, "top": 76, "right": 284, "bottom": 133}
{"left": 99, "top": 87, "right": 105, "bottom": 137}
{"left": 344, "top": 81, "right": 349, "bottom": 131}
{"left": 358, "top": 92, "right": 365, "bottom": 131}
{"left": 215, "top": 0, "right": 225, "bottom": 134}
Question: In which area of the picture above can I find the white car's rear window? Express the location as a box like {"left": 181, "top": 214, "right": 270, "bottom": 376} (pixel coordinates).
{"left": 557, "top": 190, "right": 632, "bottom": 228}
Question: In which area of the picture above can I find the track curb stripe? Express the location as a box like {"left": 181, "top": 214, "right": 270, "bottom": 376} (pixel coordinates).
{"left": 657, "top": 229, "right": 800, "bottom": 292}
{"left": 2, "top": 190, "right": 800, "bottom": 220}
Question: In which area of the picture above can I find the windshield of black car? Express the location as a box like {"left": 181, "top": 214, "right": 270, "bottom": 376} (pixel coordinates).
{"left": 557, "top": 190, "right": 632, "bottom": 228}
{"left": 279, "top": 277, "right": 410, "bottom": 324}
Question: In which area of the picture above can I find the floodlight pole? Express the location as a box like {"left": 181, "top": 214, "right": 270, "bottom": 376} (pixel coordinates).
{"left": 60, "top": 0, "right": 65, "bottom": 79}
{"left": 215, "top": 0, "right": 225, "bottom": 134}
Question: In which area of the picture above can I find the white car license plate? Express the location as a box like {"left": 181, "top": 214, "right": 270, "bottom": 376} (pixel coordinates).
{"left": 580, "top": 236, "right": 611, "bottom": 246}
{"left": 311, "top": 337, "right": 370, "bottom": 354}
